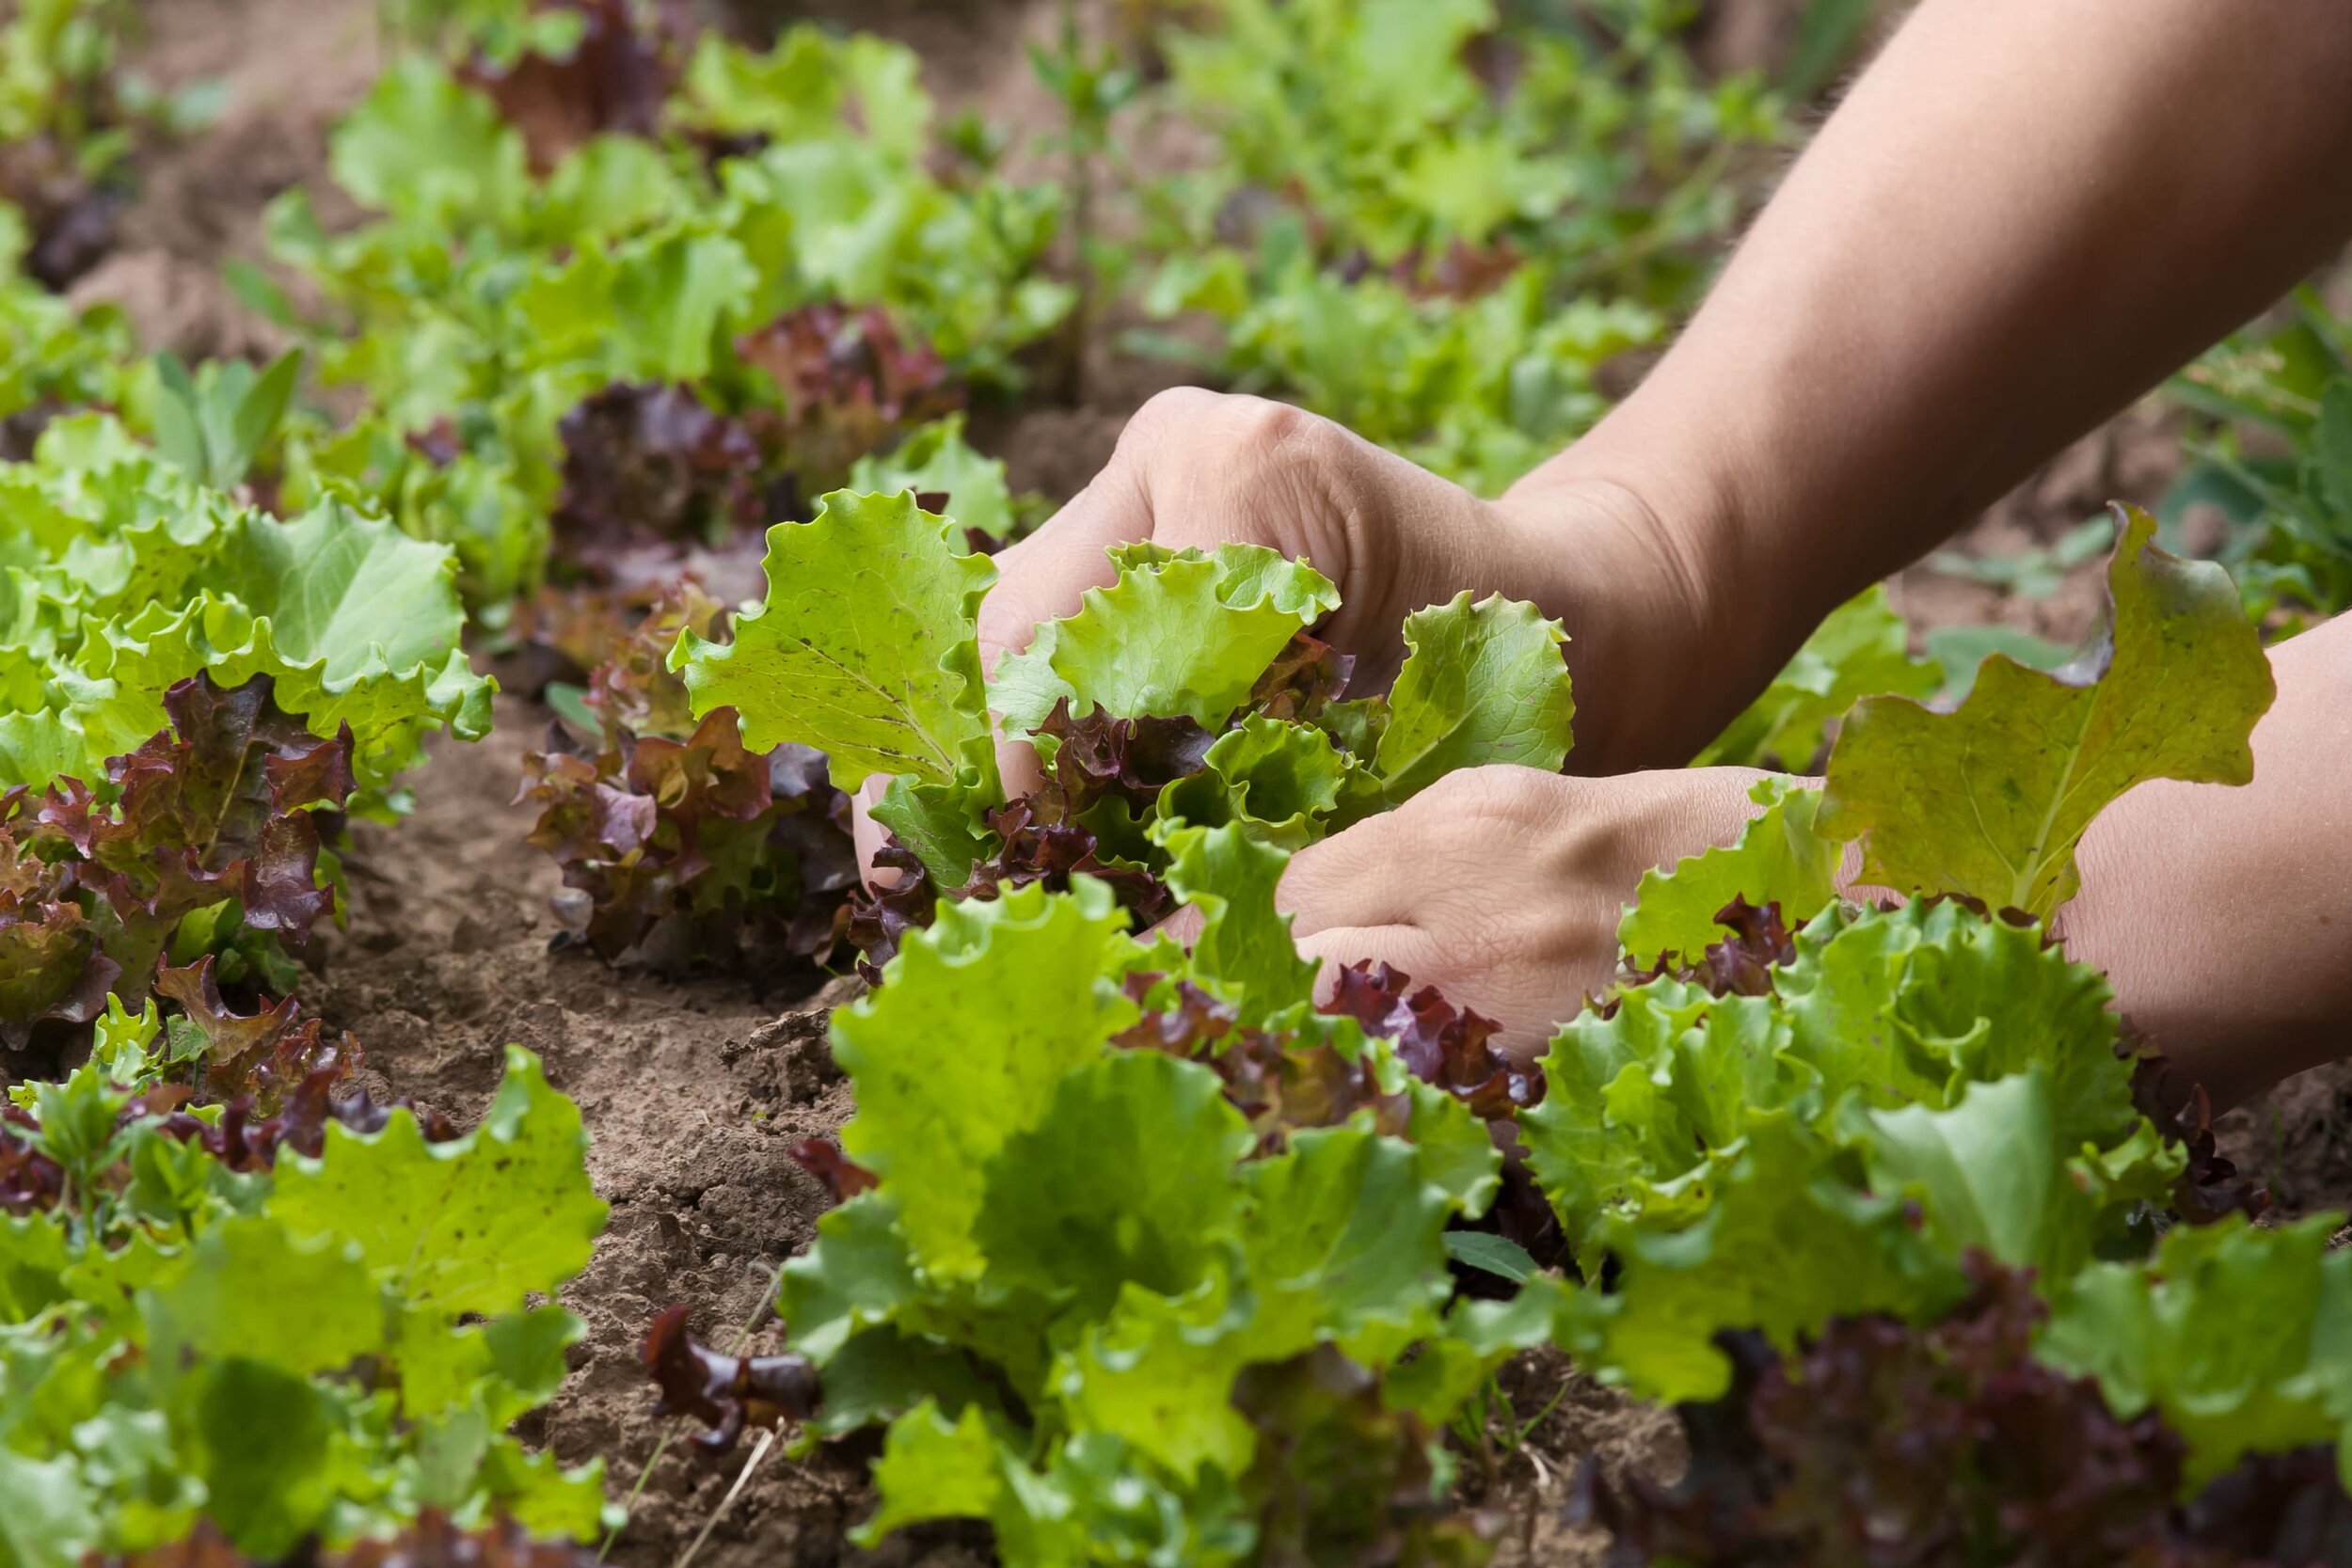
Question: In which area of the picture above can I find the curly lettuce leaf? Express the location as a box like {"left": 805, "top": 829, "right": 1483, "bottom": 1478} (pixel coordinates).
{"left": 1157, "top": 821, "right": 1318, "bottom": 1028}
{"left": 1534, "top": 899, "right": 2146, "bottom": 1319}
{"left": 1819, "top": 507, "right": 2275, "bottom": 917}
{"left": 0, "top": 1049, "right": 607, "bottom": 1557}
{"left": 849, "top": 413, "right": 1016, "bottom": 544}
{"left": 3, "top": 477, "right": 490, "bottom": 798}
{"left": 1232, "top": 1126, "right": 1454, "bottom": 1367}
{"left": 1372, "top": 591, "right": 1573, "bottom": 802}
{"left": 1583, "top": 1258, "right": 2352, "bottom": 1566}
{"left": 328, "top": 57, "right": 530, "bottom": 231}
{"left": 991, "top": 544, "right": 1340, "bottom": 737}
{"left": 2040, "top": 1213, "right": 2352, "bottom": 1489}
{"left": 672, "top": 489, "right": 997, "bottom": 792}
{"left": 1857, "top": 1067, "right": 2178, "bottom": 1286}
{"left": 1156, "top": 712, "right": 1372, "bottom": 849}
{"left": 832, "top": 879, "right": 1143, "bottom": 1275}
{"left": 1617, "top": 776, "right": 1840, "bottom": 968}
{"left": 1568, "top": 1113, "right": 1961, "bottom": 1402}
{"left": 269, "top": 1046, "right": 607, "bottom": 1320}
{"left": 974, "top": 1050, "right": 1253, "bottom": 1320}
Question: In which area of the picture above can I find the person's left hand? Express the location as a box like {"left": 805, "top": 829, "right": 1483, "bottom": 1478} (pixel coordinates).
{"left": 1275, "top": 765, "right": 1775, "bottom": 1061}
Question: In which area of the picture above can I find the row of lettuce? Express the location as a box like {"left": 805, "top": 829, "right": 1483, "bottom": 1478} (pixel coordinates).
{"left": 633, "top": 485, "right": 2346, "bottom": 1563}
{"left": 0, "top": 2, "right": 1647, "bottom": 1559}
{"left": 0, "top": 1, "right": 2348, "bottom": 1565}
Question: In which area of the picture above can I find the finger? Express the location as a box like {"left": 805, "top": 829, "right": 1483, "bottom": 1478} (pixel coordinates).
{"left": 1274, "top": 808, "right": 1434, "bottom": 936}
{"left": 979, "top": 466, "right": 1152, "bottom": 803}
{"left": 1295, "top": 925, "right": 1451, "bottom": 1004}
{"left": 1151, "top": 903, "right": 1203, "bottom": 949}
{"left": 850, "top": 775, "right": 897, "bottom": 892}
{"left": 977, "top": 463, "right": 1149, "bottom": 673}
{"left": 993, "top": 733, "right": 1046, "bottom": 808}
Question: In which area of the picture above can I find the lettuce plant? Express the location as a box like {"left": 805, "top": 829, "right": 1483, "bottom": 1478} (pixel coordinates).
{"left": 0, "top": 416, "right": 490, "bottom": 806}
{"left": 2169, "top": 285, "right": 2352, "bottom": 625}
{"left": 645, "top": 494, "right": 2332, "bottom": 1560}
{"left": 670, "top": 488, "right": 1578, "bottom": 971}
{"left": 0, "top": 415, "right": 492, "bottom": 1043}
{"left": 1131, "top": 0, "right": 1788, "bottom": 492}
{"left": 517, "top": 584, "right": 859, "bottom": 979}
{"left": 1530, "top": 510, "right": 2277, "bottom": 1399}
{"left": 268, "top": 21, "right": 1066, "bottom": 615}
{"left": 0, "top": 1046, "right": 608, "bottom": 1562}
{"left": 1582, "top": 1258, "right": 2352, "bottom": 1565}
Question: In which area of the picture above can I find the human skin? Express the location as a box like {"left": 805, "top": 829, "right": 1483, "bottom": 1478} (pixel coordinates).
{"left": 940, "top": 0, "right": 2352, "bottom": 1100}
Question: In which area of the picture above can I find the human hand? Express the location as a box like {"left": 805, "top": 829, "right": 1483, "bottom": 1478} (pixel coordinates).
{"left": 854, "top": 388, "right": 1729, "bottom": 878}
{"left": 979, "top": 389, "right": 1719, "bottom": 768}
{"left": 978, "top": 388, "right": 1505, "bottom": 696}
{"left": 1275, "top": 763, "right": 1774, "bottom": 1062}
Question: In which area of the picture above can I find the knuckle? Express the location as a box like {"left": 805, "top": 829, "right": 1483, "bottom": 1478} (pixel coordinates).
{"left": 1123, "top": 386, "right": 1226, "bottom": 451}
{"left": 1416, "top": 765, "right": 1550, "bottom": 828}
{"left": 1268, "top": 407, "right": 1350, "bottom": 476}
{"left": 1216, "top": 395, "right": 1341, "bottom": 474}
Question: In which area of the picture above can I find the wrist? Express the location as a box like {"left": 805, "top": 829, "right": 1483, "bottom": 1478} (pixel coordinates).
{"left": 1493, "top": 448, "right": 1775, "bottom": 772}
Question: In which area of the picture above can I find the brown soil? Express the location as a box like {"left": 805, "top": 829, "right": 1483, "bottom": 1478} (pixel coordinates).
{"left": 303, "top": 702, "right": 888, "bottom": 1568}
{"left": 1888, "top": 399, "right": 2186, "bottom": 650}
{"left": 73, "top": 0, "right": 384, "bottom": 357}
{"left": 2218, "top": 1065, "right": 2352, "bottom": 1222}
{"left": 1470, "top": 1351, "right": 1685, "bottom": 1568}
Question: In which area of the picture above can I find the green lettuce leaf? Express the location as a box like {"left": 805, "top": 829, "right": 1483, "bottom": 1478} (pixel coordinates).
{"left": 991, "top": 544, "right": 1339, "bottom": 736}
{"left": 849, "top": 413, "right": 1017, "bottom": 543}
{"left": 832, "top": 879, "right": 1142, "bottom": 1275}
{"left": 269, "top": 1046, "right": 607, "bottom": 1319}
{"left": 0, "top": 435, "right": 490, "bottom": 801}
{"left": 1856, "top": 1067, "right": 2176, "bottom": 1285}
{"left": 1617, "top": 776, "right": 1840, "bottom": 967}
{"left": 2040, "top": 1213, "right": 2352, "bottom": 1489}
{"left": 1571, "top": 1114, "right": 1961, "bottom": 1402}
{"left": 1233, "top": 1126, "right": 1454, "bottom": 1366}
{"left": 1157, "top": 821, "right": 1318, "bottom": 1027}
{"left": 328, "top": 57, "right": 528, "bottom": 230}
{"left": 0, "top": 1449, "right": 96, "bottom": 1568}
{"left": 1372, "top": 591, "right": 1573, "bottom": 802}
{"left": 59, "top": 503, "right": 491, "bottom": 790}
{"left": 0, "top": 1048, "right": 608, "bottom": 1556}
{"left": 144, "top": 1213, "right": 382, "bottom": 1378}
{"left": 1534, "top": 896, "right": 2157, "bottom": 1393}
{"left": 672, "top": 489, "right": 997, "bottom": 791}
{"left": 1157, "top": 712, "right": 1373, "bottom": 849}
{"left": 1819, "top": 507, "right": 2275, "bottom": 917}
{"left": 974, "top": 1050, "right": 1254, "bottom": 1319}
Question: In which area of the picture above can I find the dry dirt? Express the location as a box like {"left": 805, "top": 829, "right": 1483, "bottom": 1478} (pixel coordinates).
{"left": 75, "top": 1, "right": 2349, "bottom": 1563}
{"left": 306, "top": 702, "right": 986, "bottom": 1568}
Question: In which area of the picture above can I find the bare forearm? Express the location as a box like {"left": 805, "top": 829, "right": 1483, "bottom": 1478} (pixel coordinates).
{"left": 1518, "top": 0, "right": 2352, "bottom": 767}
{"left": 2062, "top": 616, "right": 2352, "bottom": 1107}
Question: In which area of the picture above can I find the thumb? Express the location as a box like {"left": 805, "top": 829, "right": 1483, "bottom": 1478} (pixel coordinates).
{"left": 1295, "top": 925, "right": 1451, "bottom": 1007}
{"left": 849, "top": 775, "right": 898, "bottom": 892}
{"left": 977, "top": 464, "right": 1149, "bottom": 673}
{"left": 977, "top": 462, "right": 1152, "bottom": 800}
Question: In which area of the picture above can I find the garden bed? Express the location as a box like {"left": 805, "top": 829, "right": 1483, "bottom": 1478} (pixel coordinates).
{"left": 15, "top": 1, "right": 2344, "bottom": 1562}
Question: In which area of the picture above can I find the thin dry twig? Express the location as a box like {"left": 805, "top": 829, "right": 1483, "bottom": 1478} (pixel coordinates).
{"left": 598, "top": 1262, "right": 783, "bottom": 1564}
{"left": 675, "top": 1428, "right": 778, "bottom": 1568}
